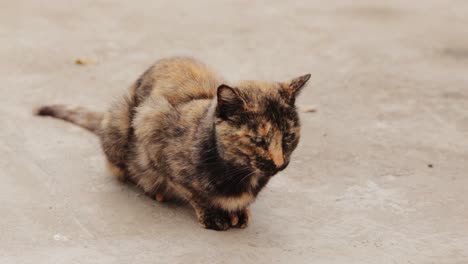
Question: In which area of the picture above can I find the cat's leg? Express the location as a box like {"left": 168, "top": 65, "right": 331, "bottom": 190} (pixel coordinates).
{"left": 106, "top": 160, "right": 126, "bottom": 182}
{"left": 189, "top": 201, "right": 250, "bottom": 230}
{"left": 228, "top": 208, "right": 250, "bottom": 229}
{"left": 100, "top": 93, "right": 136, "bottom": 182}
{"left": 130, "top": 162, "right": 169, "bottom": 199}
{"left": 190, "top": 201, "right": 232, "bottom": 231}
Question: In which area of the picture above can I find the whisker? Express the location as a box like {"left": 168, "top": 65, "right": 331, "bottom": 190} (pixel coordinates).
{"left": 238, "top": 171, "right": 257, "bottom": 185}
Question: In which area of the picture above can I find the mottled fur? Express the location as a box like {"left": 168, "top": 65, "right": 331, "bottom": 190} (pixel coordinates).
{"left": 36, "top": 57, "right": 310, "bottom": 231}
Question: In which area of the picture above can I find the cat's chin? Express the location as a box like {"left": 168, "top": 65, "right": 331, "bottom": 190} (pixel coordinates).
{"left": 259, "top": 170, "right": 278, "bottom": 178}
{"left": 248, "top": 167, "right": 269, "bottom": 178}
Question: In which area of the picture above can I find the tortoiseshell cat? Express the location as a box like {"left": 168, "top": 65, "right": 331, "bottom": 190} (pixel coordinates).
{"left": 36, "top": 57, "right": 310, "bottom": 231}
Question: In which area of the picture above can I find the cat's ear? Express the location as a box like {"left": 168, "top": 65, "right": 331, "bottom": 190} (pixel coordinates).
{"left": 216, "top": 84, "right": 246, "bottom": 118}
{"left": 282, "top": 74, "right": 311, "bottom": 103}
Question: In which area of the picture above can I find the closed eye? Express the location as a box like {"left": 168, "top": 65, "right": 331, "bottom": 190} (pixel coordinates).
{"left": 283, "top": 133, "right": 295, "bottom": 142}
{"left": 250, "top": 136, "right": 268, "bottom": 148}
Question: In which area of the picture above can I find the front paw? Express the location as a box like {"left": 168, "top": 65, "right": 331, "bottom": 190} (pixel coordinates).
{"left": 199, "top": 208, "right": 251, "bottom": 231}
{"left": 200, "top": 208, "right": 232, "bottom": 231}
{"left": 229, "top": 208, "right": 250, "bottom": 228}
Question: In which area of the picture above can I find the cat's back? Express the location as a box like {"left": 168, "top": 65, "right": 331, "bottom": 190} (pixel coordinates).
{"left": 135, "top": 57, "right": 223, "bottom": 106}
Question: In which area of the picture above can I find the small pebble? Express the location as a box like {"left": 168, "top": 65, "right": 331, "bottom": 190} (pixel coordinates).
{"left": 300, "top": 106, "right": 317, "bottom": 113}
{"left": 75, "top": 58, "right": 96, "bottom": 65}
{"left": 53, "top": 233, "right": 69, "bottom": 241}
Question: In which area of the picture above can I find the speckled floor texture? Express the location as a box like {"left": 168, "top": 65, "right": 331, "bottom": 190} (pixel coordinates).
{"left": 1, "top": 0, "right": 467, "bottom": 263}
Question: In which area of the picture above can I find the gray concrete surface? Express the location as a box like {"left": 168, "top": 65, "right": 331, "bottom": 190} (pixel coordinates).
{"left": 1, "top": 0, "right": 468, "bottom": 263}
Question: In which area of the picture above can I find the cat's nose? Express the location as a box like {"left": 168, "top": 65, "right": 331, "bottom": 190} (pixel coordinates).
{"left": 277, "top": 160, "right": 289, "bottom": 171}
{"left": 271, "top": 154, "right": 284, "bottom": 168}
{"left": 270, "top": 147, "right": 285, "bottom": 168}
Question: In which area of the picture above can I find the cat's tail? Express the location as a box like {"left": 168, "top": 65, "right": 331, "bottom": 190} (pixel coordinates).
{"left": 35, "top": 104, "right": 104, "bottom": 134}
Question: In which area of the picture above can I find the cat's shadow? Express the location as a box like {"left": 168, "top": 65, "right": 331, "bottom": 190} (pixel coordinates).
{"left": 118, "top": 181, "right": 200, "bottom": 226}
{"left": 117, "top": 181, "right": 257, "bottom": 233}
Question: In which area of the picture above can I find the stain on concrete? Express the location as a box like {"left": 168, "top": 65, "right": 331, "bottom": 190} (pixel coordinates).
{"left": 337, "top": 5, "right": 403, "bottom": 20}
{"left": 442, "top": 91, "right": 468, "bottom": 100}
{"left": 442, "top": 47, "right": 468, "bottom": 60}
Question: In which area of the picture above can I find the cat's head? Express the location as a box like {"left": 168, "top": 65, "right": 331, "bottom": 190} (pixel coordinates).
{"left": 215, "top": 74, "right": 310, "bottom": 177}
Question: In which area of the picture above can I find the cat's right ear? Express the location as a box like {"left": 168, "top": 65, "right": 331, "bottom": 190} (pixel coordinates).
{"left": 216, "top": 84, "right": 246, "bottom": 118}
{"left": 281, "top": 74, "right": 311, "bottom": 104}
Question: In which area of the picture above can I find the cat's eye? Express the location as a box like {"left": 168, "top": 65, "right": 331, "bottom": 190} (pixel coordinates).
{"left": 283, "top": 133, "right": 295, "bottom": 142}
{"left": 251, "top": 136, "right": 267, "bottom": 147}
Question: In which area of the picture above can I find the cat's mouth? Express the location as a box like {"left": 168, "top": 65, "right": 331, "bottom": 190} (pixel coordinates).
{"left": 255, "top": 160, "right": 290, "bottom": 177}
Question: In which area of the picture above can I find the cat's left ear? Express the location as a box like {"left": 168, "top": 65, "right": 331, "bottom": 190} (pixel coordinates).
{"left": 281, "top": 74, "right": 311, "bottom": 102}
{"left": 216, "top": 84, "right": 247, "bottom": 119}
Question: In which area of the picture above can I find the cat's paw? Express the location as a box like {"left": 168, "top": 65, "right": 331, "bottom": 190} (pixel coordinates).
{"left": 229, "top": 208, "right": 250, "bottom": 228}
{"left": 199, "top": 209, "right": 232, "bottom": 231}
{"left": 155, "top": 193, "right": 164, "bottom": 202}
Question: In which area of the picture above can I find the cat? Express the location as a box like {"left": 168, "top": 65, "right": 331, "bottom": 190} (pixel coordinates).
{"left": 36, "top": 57, "right": 310, "bottom": 231}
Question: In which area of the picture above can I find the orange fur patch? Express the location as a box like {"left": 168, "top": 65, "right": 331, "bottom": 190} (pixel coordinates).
{"left": 213, "top": 192, "right": 254, "bottom": 212}
{"left": 106, "top": 161, "right": 125, "bottom": 182}
{"left": 229, "top": 213, "right": 239, "bottom": 226}
{"left": 269, "top": 132, "right": 284, "bottom": 167}
{"left": 239, "top": 208, "right": 251, "bottom": 228}
{"left": 155, "top": 193, "right": 164, "bottom": 202}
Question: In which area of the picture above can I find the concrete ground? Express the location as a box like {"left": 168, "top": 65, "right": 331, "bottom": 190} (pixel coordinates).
{"left": 1, "top": 0, "right": 467, "bottom": 263}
